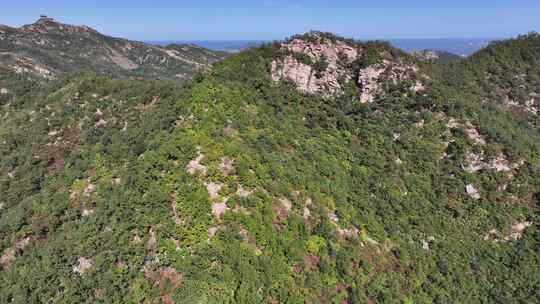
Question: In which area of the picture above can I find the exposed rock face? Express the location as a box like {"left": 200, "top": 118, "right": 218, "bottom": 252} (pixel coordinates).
{"left": 358, "top": 65, "right": 386, "bottom": 103}
{"left": 219, "top": 157, "right": 235, "bottom": 176}
{"left": 466, "top": 184, "right": 481, "bottom": 200}
{"left": 524, "top": 98, "right": 538, "bottom": 115}
{"left": 1, "top": 237, "right": 31, "bottom": 267}
{"left": 279, "top": 198, "right": 293, "bottom": 212}
{"left": 73, "top": 257, "right": 93, "bottom": 275}
{"left": 327, "top": 211, "right": 361, "bottom": 239}
{"left": 107, "top": 47, "right": 139, "bottom": 70}
{"left": 186, "top": 152, "right": 207, "bottom": 176}
{"left": 464, "top": 153, "right": 523, "bottom": 173}
{"left": 205, "top": 182, "right": 223, "bottom": 200}
{"left": 505, "top": 222, "right": 533, "bottom": 241}
{"left": 82, "top": 209, "right": 94, "bottom": 217}
{"left": 83, "top": 183, "right": 96, "bottom": 196}
{"left": 271, "top": 57, "right": 319, "bottom": 93}
{"left": 442, "top": 116, "right": 525, "bottom": 174}
{"left": 212, "top": 202, "right": 229, "bottom": 218}
{"left": 271, "top": 32, "right": 422, "bottom": 102}
{"left": 283, "top": 36, "right": 359, "bottom": 61}
{"left": 484, "top": 222, "right": 533, "bottom": 242}
{"left": 0, "top": 16, "right": 227, "bottom": 80}
{"left": 446, "top": 118, "right": 487, "bottom": 145}
{"left": 303, "top": 198, "right": 312, "bottom": 221}
{"left": 357, "top": 60, "right": 422, "bottom": 102}
{"left": 271, "top": 34, "right": 358, "bottom": 95}
{"left": 236, "top": 185, "right": 253, "bottom": 198}
{"left": 496, "top": 73, "right": 539, "bottom": 120}
{"left": 504, "top": 95, "right": 538, "bottom": 116}
{"left": 357, "top": 60, "right": 422, "bottom": 103}
{"left": 208, "top": 226, "right": 224, "bottom": 237}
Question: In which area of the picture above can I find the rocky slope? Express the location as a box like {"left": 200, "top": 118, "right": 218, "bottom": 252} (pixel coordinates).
{"left": 0, "top": 16, "right": 227, "bottom": 81}
{"left": 270, "top": 32, "right": 426, "bottom": 103}
{"left": 466, "top": 34, "right": 540, "bottom": 124}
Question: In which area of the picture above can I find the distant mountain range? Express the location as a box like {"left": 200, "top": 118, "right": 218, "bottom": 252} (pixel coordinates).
{"left": 149, "top": 40, "right": 267, "bottom": 54}
{"left": 411, "top": 49, "right": 463, "bottom": 64}
{"left": 149, "top": 38, "right": 495, "bottom": 57}
{"left": 388, "top": 38, "right": 493, "bottom": 56}
{"left": 0, "top": 16, "right": 228, "bottom": 81}
{"left": 0, "top": 16, "right": 493, "bottom": 83}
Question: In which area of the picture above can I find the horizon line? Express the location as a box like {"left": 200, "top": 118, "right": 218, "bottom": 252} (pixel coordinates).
{"left": 0, "top": 17, "right": 518, "bottom": 43}
{"left": 145, "top": 37, "right": 505, "bottom": 42}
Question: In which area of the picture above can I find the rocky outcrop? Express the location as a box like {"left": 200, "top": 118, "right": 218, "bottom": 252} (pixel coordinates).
{"left": 186, "top": 152, "right": 207, "bottom": 176}
{"left": 446, "top": 118, "right": 487, "bottom": 145}
{"left": 463, "top": 152, "right": 523, "bottom": 173}
{"left": 73, "top": 257, "right": 93, "bottom": 275}
{"left": 271, "top": 32, "right": 423, "bottom": 102}
{"left": 358, "top": 65, "right": 386, "bottom": 103}
{"left": 271, "top": 33, "right": 358, "bottom": 95}
{"left": 357, "top": 60, "right": 423, "bottom": 103}
{"left": 466, "top": 184, "right": 481, "bottom": 200}
{"left": 219, "top": 157, "right": 235, "bottom": 176}
{"left": 1, "top": 237, "right": 31, "bottom": 267}
{"left": 441, "top": 116, "right": 525, "bottom": 174}
{"left": 504, "top": 95, "right": 538, "bottom": 116}
{"left": 484, "top": 222, "right": 533, "bottom": 242}
{"left": 271, "top": 57, "right": 319, "bottom": 93}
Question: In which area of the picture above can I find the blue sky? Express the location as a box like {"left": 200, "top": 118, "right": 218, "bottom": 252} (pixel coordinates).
{"left": 1, "top": 1, "right": 539, "bottom": 40}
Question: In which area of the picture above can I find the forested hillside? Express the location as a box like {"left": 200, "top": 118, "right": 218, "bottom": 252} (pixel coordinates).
{"left": 0, "top": 32, "right": 538, "bottom": 303}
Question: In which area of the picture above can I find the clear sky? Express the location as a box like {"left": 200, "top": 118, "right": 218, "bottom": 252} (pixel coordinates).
{"left": 1, "top": 1, "right": 539, "bottom": 41}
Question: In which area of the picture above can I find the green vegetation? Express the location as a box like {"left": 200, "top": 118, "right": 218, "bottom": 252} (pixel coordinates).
{"left": 0, "top": 32, "right": 538, "bottom": 303}
{"left": 313, "top": 56, "right": 329, "bottom": 79}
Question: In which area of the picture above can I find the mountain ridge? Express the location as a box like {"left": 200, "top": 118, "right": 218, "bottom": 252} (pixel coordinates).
{"left": 0, "top": 16, "right": 228, "bottom": 81}
{"left": 412, "top": 49, "right": 463, "bottom": 63}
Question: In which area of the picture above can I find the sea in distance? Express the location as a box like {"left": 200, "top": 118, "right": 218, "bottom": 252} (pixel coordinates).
{"left": 149, "top": 38, "right": 496, "bottom": 57}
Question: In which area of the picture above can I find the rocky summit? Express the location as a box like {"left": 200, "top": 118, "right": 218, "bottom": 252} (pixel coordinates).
{"left": 0, "top": 16, "right": 227, "bottom": 80}
{"left": 271, "top": 32, "right": 426, "bottom": 103}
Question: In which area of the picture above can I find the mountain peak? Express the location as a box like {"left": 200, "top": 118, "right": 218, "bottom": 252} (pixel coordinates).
{"left": 35, "top": 15, "right": 57, "bottom": 24}
{"left": 22, "top": 15, "right": 96, "bottom": 34}
{"left": 271, "top": 31, "right": 423, "bottom": 101}
{"left": 288, "top": 31, "right": 356, "bottom": 45}
{"left": 0, "top": 17, "right": 228, "bottom": 80}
